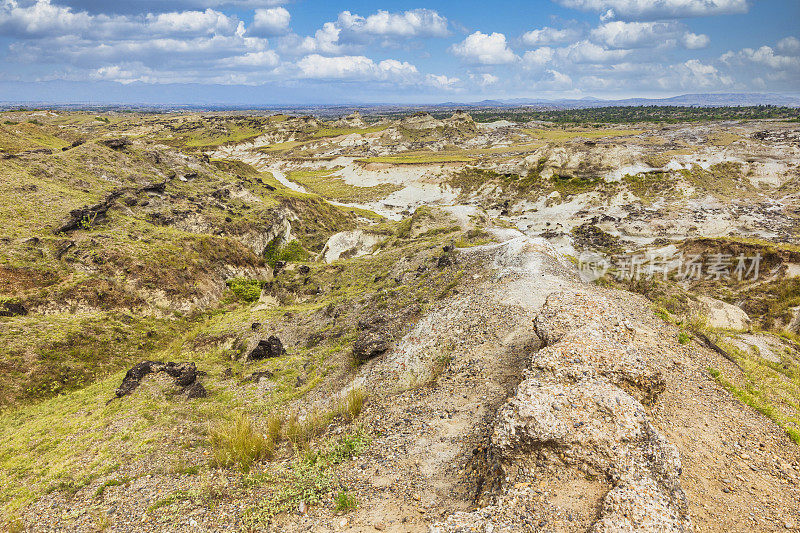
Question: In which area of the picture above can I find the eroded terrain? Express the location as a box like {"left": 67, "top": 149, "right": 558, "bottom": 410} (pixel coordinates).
{"left": 1, "top": 108, "right": 799, "bottom": 532}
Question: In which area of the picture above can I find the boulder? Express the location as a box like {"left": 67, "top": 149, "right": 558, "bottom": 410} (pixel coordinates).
{"left": 247, "top": 335, "right": 285, "bottom": 360}
{"left": 352, "top": 329, "right": 390, "bottom": 363}
{"left": 696, "top": 296, "right": 750, "bottom": 330}
{"left": 322, "top": 230, "right": 382, "bottom": 263}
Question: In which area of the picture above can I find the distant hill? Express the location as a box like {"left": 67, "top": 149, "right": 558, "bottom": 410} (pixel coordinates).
{"left": 454, "top": 93, "right": 800, "bottom": 109}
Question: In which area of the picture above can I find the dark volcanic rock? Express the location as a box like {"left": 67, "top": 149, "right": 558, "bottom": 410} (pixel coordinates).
{"left": 163, "top": 362, "right": 197, "bottom": 387}
{"left": 352, "top": 329, "right": 390, "bottom": 363}
{"left": 111, "top": 360, "right": 204, "bottom": 402}
{"left": 0, "top": 300, "right": 28, "bottom": 317}
{"left": 102, "top": 138, "right": 131, "bottom": 150}
{"left": 185, "top": 382, "right": 207, "bottom": 399}
{"left": 247, "top": 335, "right": 286, "bottom": 360}
{"left": 114, "top": 361, "right": 162, "bottom": 399}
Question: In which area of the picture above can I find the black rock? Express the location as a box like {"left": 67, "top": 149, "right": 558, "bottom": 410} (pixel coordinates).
{"left": 247, "top": 335, "right": 286, "bottom": 361}
{"left": 111, "top": 360, "right": 204, "bottom": 402}
{"left": 163, "top": 362, "right": 197, "bottom": 387}
{"left": 0, "top": 300, "right": 28, "bottom": 317}
{"left": 114, "top": 361, "right": 162, "bottom": 399}
{"left": 437, "top": 255, "right": 452, "bottom": 268}
{"left": 352, "top": 329, "right": 390, "bottom": 363}
{"left": 102, "top": 138, "right": 131, "bottom": 151}
{"left": 251, "top": 322, "right": 261, "bottom": 330}
{"left": 298, "top": 265, "right": 311, "bottom": 274}
{"left": 185, "top": 382, "right": 207, "bottom": 399}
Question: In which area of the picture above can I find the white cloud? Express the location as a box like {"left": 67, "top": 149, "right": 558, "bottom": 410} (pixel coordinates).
{"left": 337, "top": 9, "right": 448, "bottom": 38}
{"left": 561, "top": 40, "right": 629, "bottom": 63}
{"left": 776, "top": 36, "right": 800, "bottom": 55}
{"left": 590, "top": 21, "right": 708, "bottom": 49}
{"left": 521, "top": 26, "right": 580, "bottom": 46}
{"left": 145, "top": 9, "right": 237, "bottom": 35}
{"left": 251, "top": 7, "right": 290, "bottom": 36}
{"left": 557, "top": 0, "right": 749, "bottom": 20}
{"left": 450, "top": 31, "right": 518, "bottom": 65}
{"left": 219, "top": 50, "right": 279, "bottom": 67}
{"left": 522, "top": 47, "right": 555, "bottom": 67}
{"left": 723, "top": 45, "right": 800, "bottom": 70}
{"left": 426, "top": 73, "right": 460, "bottom": 89}
{"left": 480, "top": 73, "right": 499, "bottom": 85}
{"left": 681, "top": 32, "right": 709, "bottom": 49}
{"left": 296, "top": 54, "right": 417, "bottom": 81}
{"left": 670, "top": 58, "right": 732, "bottom": 88}
{"left": 0, "top": 0, "right": 94, "bottom": 37}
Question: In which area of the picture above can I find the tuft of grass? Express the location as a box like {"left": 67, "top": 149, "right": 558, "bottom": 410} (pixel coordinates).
{"left": 678, "top": 331, "right": 691, "bottom": 345}
{"left": 208, "top": 412, "right": 275, "bottom": 472}
{"left": 93, "top": 477, "right": 131, "bottom": 498}
{"left": 334, "top": 490, "right": 358, "bottom": 511}
{"left": 242, "top": 429, "right": 369, "bottom": 525}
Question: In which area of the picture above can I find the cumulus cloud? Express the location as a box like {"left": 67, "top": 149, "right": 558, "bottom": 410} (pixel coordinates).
{"left": 426, "top": 73, "right": 460, "bottom": 89}
{"left": 450, "top": 31, "right": 518, "bottom": 65}
{"left": 219, "top": 50, "right": 279, "bottom": 68}
{"left": 776, "top": 36, "right": 800, "bottom": 55}
{"left": 521, "top": 26, "right": 580, "bottom": 46}
{"left": 251, "top": 7, "right": 289, "bottom": 36}
{"left": 556, "top": 0, "right": 749, "bottom": 20}
{"left": 561, "top": 40, "right": 630, "bottom": 63}
{"left": 337, "top": 9, "right": 448, "bottom": 38}
{"left": 590, "top": 21, "right": 709, "bottom": 49}
{"left": 296, "top": 54, "right": 417, "bottom": 81}
{"left": 278, "top": 8, "right": 449, "bottom": 57}
{"left": 522, "top": 47, "right": 555, "bottom": 67}
{"left": 722, "top": 45, "right": 800, "bottom": 70}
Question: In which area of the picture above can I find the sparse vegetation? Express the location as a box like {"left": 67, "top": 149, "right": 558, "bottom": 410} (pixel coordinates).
{"left": 208, "top": 412, "right": 275, "bottom": 472}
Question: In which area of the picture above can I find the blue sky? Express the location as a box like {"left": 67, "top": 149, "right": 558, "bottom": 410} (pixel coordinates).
{"left": 0, "top": 0, "right": 798, "bottom": 104}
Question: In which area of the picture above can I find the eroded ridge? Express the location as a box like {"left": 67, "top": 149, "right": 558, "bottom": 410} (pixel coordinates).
{"left": 434, "top": 291, "right": 690, "bottom": 532}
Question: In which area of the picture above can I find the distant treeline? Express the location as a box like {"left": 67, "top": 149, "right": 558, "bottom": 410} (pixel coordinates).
{"left": 464, "top": 106, "right": 800, "bottom": 124}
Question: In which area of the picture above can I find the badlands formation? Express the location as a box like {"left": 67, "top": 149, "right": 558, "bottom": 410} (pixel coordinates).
{"left": 0, "top": 108, "right": 798, "bottom": 531}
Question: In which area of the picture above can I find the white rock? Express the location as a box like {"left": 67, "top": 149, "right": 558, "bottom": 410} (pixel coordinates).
{"left": 697, "top": 296, "right": 750, "bottom": 330}
{"left": 322, "top": 230, "right": 382, "bottom": 263}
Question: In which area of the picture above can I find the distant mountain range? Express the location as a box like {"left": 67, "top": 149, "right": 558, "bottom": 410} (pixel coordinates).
{"left": 2, "top": 92, "right": 798, "bottom": 113}
{"left": 451, "top": 93, "right": 800, "bottom": 109}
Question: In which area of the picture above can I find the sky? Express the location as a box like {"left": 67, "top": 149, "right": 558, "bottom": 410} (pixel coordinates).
{"left": 0, "top": 0, "right": 798, "bottom": 104}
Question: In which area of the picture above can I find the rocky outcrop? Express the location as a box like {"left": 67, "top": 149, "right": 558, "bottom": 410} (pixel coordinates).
{"left": 321, "top": 230, "right": 382, "bottom": 263}
{"left": 434, "top": 291, "right": 690, "bottom": 532}
{"left": 695, "top": 296, "right": 750, "bottom": 330}
{"left": 246, "top": 335, "right": 286, "bottom": 361}
{"left": 110, "top": 361, "right": 206, "bottom": 402}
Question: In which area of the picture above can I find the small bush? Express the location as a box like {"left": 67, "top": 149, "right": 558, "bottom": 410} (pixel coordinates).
{"left": 226, "top": 278, "right": 262, "bottom": 302}
{"left": 264, "top": 237, "right": 309, "bottom": 267}
{"left": 208, "top": 413, "right": 274, "bottom": 472}
{"left": 678, "top": 332, "right": 691, "bottom": 345}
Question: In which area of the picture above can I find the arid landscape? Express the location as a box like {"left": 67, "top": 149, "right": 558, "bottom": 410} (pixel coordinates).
{"left": 0, "top": 105, "right": 798, "bottom": 532}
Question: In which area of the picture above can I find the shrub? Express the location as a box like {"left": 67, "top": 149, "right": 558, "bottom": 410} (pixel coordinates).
{"left": 208, "top": 413, "right": 274, "bottom": 472}
{"left": 226, "top": 278, "right": 262, "bottom": 302}
{"left": 264, "top": 238, "right": 309, "bottom": 267}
